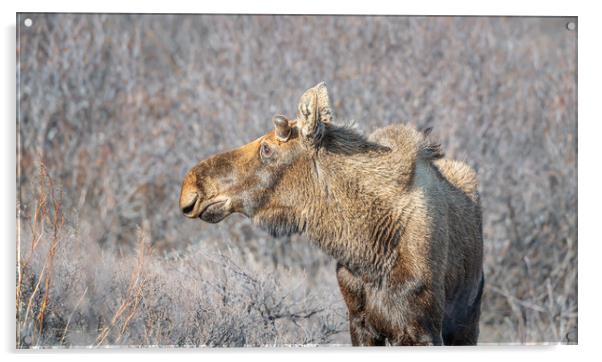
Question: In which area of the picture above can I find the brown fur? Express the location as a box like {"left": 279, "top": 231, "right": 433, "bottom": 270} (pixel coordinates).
{"left": 180, "top": 83, "right": 484, "bottom": 346}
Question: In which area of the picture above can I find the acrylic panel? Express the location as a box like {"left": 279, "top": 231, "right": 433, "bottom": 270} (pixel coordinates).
{"left": 16, "top": 13, "right": 577, "bottom": 348}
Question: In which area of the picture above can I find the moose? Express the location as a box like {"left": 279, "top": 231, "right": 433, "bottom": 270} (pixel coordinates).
{"left": 179, "top": 83, "right": 484, "bottom": 346}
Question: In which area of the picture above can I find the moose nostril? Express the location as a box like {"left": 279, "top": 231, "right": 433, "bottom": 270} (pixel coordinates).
{"left": 181, "top": 195, "right": 198, "bottom": 216}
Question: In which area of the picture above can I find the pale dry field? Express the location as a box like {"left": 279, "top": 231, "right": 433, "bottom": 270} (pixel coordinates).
{"left": 17, "top": 14, "right": 577, "bottom": 347}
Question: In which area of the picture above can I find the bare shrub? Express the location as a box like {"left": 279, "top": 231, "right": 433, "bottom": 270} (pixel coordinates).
{"left": 16, "top": 165, "right": 346, "bottom": 348}
{"left": 17, "top": 15, "right": 577, "bottom": 345}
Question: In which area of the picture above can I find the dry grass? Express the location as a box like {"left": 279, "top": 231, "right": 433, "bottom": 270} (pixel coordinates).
{"left": 16, "top": 164, "right": 346, "bottom": 347}
{"left": 16, "top": 164, "right": 64, "bottom": 346}
{"left": 16, "top": 14, "right": 577, "bottom": 346}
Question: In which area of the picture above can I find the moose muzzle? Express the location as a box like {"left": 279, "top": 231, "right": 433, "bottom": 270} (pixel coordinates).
{"left": 179, "top": 164, "right": 234, "bottom": 223}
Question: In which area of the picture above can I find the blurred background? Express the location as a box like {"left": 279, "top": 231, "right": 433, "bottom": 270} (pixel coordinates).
{"left": 16, "top": 14, "right": 577, "bottom": 347}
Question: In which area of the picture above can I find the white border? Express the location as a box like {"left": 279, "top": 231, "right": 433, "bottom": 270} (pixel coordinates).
{"left": 1, "top": 0, "right": 580, "bottom": 16}
{"left": 3, "top": 1, "right": 600, "bottom": 361}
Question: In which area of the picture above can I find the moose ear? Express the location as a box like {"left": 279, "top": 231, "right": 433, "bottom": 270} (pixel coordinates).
{"left": 296, "top": 82, "right": 333, "bottom": 146}
{"left": 272, "top": 115, "right": 291, "bottom": 141}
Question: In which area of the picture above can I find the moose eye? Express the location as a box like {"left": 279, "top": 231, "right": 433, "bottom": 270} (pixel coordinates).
{"left": 260, "top": 143, "right": 273, "bottom": 159}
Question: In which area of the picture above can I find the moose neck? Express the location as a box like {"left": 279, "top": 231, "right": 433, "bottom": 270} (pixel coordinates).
{"left": 299, "top": 145, "right": 419, "bottom": 278}
{"left": 254, "top": 124, "right": 425, "bottom": 279}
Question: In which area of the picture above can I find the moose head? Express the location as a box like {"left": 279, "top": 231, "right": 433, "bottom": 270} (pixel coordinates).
{"left": 179, "top": 82, "right": 336, "bottom": 226}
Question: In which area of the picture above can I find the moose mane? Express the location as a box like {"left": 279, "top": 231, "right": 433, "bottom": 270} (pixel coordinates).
{"left": 417, "top": 127, "right": 445, "bottom": 161}
{"left": 320, "top": 120, "right": 444, "bottom": 162}
{"left": 320, "top": 121, "right": 390, "bottom": 155}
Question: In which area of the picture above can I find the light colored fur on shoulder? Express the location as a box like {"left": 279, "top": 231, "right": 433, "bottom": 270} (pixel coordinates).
{"left": 434, "top": 159, "right": 479, "bottom": 203}
{"left": 368, "top": 123, "right": 444, "bottom": 162}
{"left": 366, "top": 123, "right": 478, "bottom": 203}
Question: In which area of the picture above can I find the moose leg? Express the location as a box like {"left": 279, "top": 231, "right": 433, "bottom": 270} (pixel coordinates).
{"left": 389, "top": 316, "right": 444, "bottom": 346}
{"left": 336, "top": 263, "right": 385, "bottom": 346}
{"left": 443, "top": 274, "right": 484, "bottom": 345}
{"left": 387, "top": 283, "right": 445, "bottom": 346}
{"left": 443, "top": 313, "right": 480, "bottom": 345}
{"left": 456, "top": 275, "right": 484, "bottom": 345}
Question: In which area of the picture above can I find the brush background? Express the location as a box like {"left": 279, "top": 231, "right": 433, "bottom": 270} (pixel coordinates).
{"left": 16, "top": 14, "right": 577, "bottom": 347}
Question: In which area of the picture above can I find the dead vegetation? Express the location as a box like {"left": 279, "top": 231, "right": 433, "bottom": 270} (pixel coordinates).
{"left": 17, "top": 165, "right": 345, "bottom": 347}
{"left": 17, "top": 14, "right": 577, "bottom": 346}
